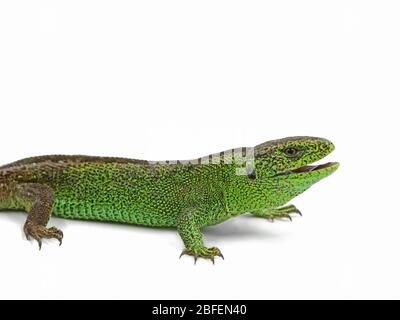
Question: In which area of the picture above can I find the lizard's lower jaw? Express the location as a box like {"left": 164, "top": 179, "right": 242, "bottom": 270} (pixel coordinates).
{"left": 290, "top": 162, "right": 339, "bottom": 174}
{"left": 274, "top": 162, "right": 340, "bottom": 177}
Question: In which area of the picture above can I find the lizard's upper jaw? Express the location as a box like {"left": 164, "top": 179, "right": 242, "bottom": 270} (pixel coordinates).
{"left": 275, "top": 162, "right": 340, "bottom": 177}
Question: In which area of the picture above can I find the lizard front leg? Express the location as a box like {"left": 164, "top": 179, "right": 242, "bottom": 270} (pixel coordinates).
{"left": 177, "top": 208, "right": 224, "bottom": 264}
{"left": 250, "top": 204, "right": 302, "bottom": 222}
{"left": 15, "top": 183, "right": 63, "bottom": 249}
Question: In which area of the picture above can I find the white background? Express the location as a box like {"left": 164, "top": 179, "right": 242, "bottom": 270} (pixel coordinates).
{"left": 0, "top": 1, "right": 399, "bottom": 300}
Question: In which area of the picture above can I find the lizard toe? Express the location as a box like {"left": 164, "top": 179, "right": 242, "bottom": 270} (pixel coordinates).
{"left": 23, "top": 222, "right": 64, "bottom": 249}
{"left": 179, "top": 246, "right": 224, "bottom": 264}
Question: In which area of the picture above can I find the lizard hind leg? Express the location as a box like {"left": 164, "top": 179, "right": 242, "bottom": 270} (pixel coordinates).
{"left": 15, "top": 183, "right": 63, "bottom": 249}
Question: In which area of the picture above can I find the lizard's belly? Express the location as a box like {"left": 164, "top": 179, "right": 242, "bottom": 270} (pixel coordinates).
{"left": 52, "top": 197, "right": 178, "bottom": 227}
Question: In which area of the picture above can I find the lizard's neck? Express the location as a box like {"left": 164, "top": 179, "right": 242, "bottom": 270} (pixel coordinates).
{"left": 224, "top": 171, "right": 316, "bottom": 215}
{"left": 223, "top": 171, "right": 273, "bottom": 214}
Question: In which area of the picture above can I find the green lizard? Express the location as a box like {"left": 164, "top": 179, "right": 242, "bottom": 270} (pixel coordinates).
{"left": 0, "top": 136, "right": 338, "bottom": 262}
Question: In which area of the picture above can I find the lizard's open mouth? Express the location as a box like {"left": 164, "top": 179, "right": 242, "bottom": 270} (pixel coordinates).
{"left": 291, "top": 162, "right": 337, "bottom": 173}
{"left": 276, "top": 162, "right": 339, "bottom": 177}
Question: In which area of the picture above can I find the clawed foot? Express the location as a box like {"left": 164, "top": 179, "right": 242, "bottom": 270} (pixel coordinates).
{"left": 258, "top": 205, "right": 302, "bottom": 222}
{"left": 266, "top": 211, "right": 302, "bottom": 222}
{"left": 180, "top": 246, "right": 224, "bottom": 264}
{"left": 24, "top": 222, "right": 64, "bottom": 250}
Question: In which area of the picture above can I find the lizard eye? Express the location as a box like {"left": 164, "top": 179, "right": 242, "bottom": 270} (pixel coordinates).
{"left": 284, "top": 147, "right": 298, "bottom": 157}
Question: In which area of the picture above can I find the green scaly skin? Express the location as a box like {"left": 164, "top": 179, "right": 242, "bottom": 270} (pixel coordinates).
{"left": 0, "top": 137, "right": 339, "bottom": 262}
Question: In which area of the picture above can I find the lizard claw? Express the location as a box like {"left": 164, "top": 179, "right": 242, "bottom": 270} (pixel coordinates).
{"left": 263, "top": 206, "right": 302, "bottom": 222}
{"left": 24, "top": 222, "right": 64, "bottom": 249}
{"left": 179, "top": 247, "right": 224, "bottom": 264}
{"left": 294, "top": 209, "right": 302, "bottom": 216}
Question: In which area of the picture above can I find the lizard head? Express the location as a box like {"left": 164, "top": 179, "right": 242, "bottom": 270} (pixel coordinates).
{"left": 252, "top": 136, "right": 339, "bottom": 181}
